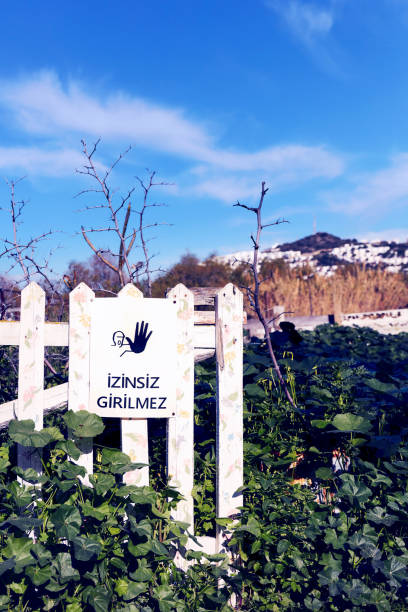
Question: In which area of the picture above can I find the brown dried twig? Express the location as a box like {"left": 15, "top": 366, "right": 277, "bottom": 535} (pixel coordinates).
{"left": 0, "top": 178, "right": 63, "bottom": 320}
{"left": 234, "top": 182, "right": 297, "bottom": 409}
{"left": 76, "top": 141, "right": 172, "bottom": 295}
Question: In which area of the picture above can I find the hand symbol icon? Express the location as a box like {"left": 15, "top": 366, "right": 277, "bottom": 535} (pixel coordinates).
{"left": 121, "top": 321, "right": 152, "bottom": 357}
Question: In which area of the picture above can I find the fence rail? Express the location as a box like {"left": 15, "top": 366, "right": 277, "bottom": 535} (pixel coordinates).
{"left": 0, "top": 282, "right": 245, "bottom": 557}
{"left": 245, "top": 306, "right": 408, "bottom": 336}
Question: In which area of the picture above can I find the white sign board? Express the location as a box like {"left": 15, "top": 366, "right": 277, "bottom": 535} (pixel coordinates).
{"left": 89, "top": 298, "right": 177, "bottom": 418}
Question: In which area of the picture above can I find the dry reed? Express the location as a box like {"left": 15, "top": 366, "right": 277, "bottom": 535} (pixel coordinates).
{"left": 250, "top": 264, "right": 408, "bottom": 317}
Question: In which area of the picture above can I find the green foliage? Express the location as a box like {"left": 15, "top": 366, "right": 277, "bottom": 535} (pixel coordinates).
{"left": 150, "top": 253, "right": 248, "bottom": 298}
{"left": 1, "top": 324, "right": 408, "bottom": 609}
{"left": 0, "top": 413, "right": 230, "bottom": 611}
{"left": 192, "top": 325, "right": 408, "bottom": 609}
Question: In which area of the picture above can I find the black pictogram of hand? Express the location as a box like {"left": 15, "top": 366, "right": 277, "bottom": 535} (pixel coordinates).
{"left": 124, "top": 321, "right": 152, "bottom": 355}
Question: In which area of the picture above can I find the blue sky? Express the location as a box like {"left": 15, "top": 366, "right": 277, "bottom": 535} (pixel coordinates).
{"left": 1, "top": 0, "right": 408, "bottom": 276}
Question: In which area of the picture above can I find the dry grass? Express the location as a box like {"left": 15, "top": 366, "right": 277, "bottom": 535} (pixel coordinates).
{"left": 252, "top": 264, "right": 408, "bottom": 317}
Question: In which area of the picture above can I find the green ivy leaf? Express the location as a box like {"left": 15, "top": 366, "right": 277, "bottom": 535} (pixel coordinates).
{"left": 128, "top": 540, "right": 152, "bottom": 557}
{"left": 53, "top": 552, "right": 80, "bottom": 584}
{"left": 364, "top": 378, "right": 398, "bottom": 395}
{"left": 332, "top": 413, "right": 372, "bottom": 433}
{"left": 84, "top": 586, "right": 111, "bottom": 612}
{"left": 72, "top": 536, "right": 101, "bottom": 561}
{"left": 311, "top": 420, "right": 329, "bottom": 429}
{"left": 338, "top": 474, "right": 372, "bottom": 508}
{"left": 101, "top": 448, "right": 146, "bottom": 475}
{"left": 51, "top": 505, "right": 82, "bottom": 539}
{"left": 123, "top": 581, "right": 148, "bottom": 601}
{"left": 80, "top": 501, "right": 111, "bottom": 521}
{"left": 1, "top": 515, "right": 42, "bottom": 533}
{"left": 55, "top": 460, "right": 86, "bottom": 480}
{"left": 315, "top": 467, "right": 334, "bottom": 480}
{"left": 63, "top": 410, "right": 104, "bottom": 438}
{"left": 31, "top": 543, "right": 52, "bottom": 567}
{"left": 0, "top": 558, "right": 15, "bottom": 577}
{"left": 277, "top": 539, "right": 290, "bottom": 554}
{"left": 382, "top": 556, "right": 408, "bottom": 588}
{"left": 318, "top": 566, "right": 342, "bottom": 596}
{"left": 129, "top": 558, "right": 154, "bottom": 582}
{"left": 9, "top": 580, "right": 27, "bottom": 595}
{"left": 26, "top": 564, "right": 52, "bottom": 586}
{"left": 244, "top": 383, "right": 266, "bottom": 400}
{"left": 3, "top": 536, "right": 34, "bottom": 567}
{"left": 12, "top": 467, "right": 48, "bottom": 485}
{"left": 8, "top": 420, "right": 63, "bottom": 447}
{"left": 366, "top": 506, "right": 398, "bottom": 527}
{"left": 236, "top": 517, "right": 261, "bottom": 538}
{"left": 115, "top": 578, "right": 129, "bottom": 596}
{"left": 66, "top": 602, "right": 83, "bottom": 612}
{"left": 89, "top": 473, "right": 116, "bottom": 495}
{"left": 55, "top": 439, "right": 82, "bottom": 461}
{"left": 369, "top": 589, "right": 391, "bottom": 611}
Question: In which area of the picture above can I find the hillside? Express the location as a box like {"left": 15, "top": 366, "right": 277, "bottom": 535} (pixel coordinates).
{"left": 216, "top": 232, "right": 408, "bottom": 275}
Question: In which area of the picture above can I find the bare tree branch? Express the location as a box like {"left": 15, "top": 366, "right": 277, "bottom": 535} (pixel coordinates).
{"left": 235, "top": 182, "right": 297, "bottom": 409}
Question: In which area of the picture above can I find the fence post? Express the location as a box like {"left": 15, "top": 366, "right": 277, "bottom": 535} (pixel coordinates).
{"left": 69, "top": 283, "right": 95, "bottom": 484}
{"left": 118, "top": 284, "right": 149, "bottom": 486}
{"left": 333, "top": 287, "right": 343, "bottom": 324}
{"left": 215, "top": 284, "right": 243, "bottom": 551}
{"left": 167, "top": 284, "right": 195, "bottom": 528}
{"left": 17, "top": 282, "right": 45, "bottom": 473}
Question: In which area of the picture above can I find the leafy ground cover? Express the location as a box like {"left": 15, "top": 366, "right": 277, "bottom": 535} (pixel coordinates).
{"left": 0, "top": 324, "right": 408, "bottom": 610}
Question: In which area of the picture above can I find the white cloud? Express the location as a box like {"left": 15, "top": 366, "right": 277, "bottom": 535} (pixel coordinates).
{"left": 357, "top": 229, "right": 408, "bottom": 243}
{"left": 190, "top": 145, "right": 342, "bottom": 203}
{"left": 325, "top": 153, "right": 408, "bottom": 215}
{"left": 0, "top": 71, "right": 345, "bottom": 191}
{"left": 0, "top": 146, "right": 84, "bottom": 177}
{"left": 267, "top": 1, "right": 334, "bottom": 45}
{"left": 201, "top": 144, "right": 342, "bottom": 175}
{"left": 190, "top": 176, "right": 260, "bottom": 202}
{"left": 266, "top": 1, "right": 345, "bottom": 76}
{"left": 0, "top": 71, "right": 212, "bottom": 161}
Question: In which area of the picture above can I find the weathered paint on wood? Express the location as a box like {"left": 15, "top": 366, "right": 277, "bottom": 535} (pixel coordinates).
{"left": 1, "top": 282, "right": 245, "bottom": 559}
{"left": 215, "top": 284, "right": 243, "bottom": 549}
{"left": 190, "top": 287, "right": 219, "bottom": 306}
{"left": 68, "top": 283, "right": 95, "bottom": 483}
{"left": 194, "top": 310, "right": 247, "bottom": 325}
{"left": 194, "top": 311, "right": 216, "bottom": 325}
{"left": 0, "top": 383, "right": 68, "bottom": 429}
{"left": 167, "top": 284, "right": 195, "bottom": 528}
{"left": 17, "top": 282, "right": 45, "bottom": 472}
{"left": 0, "top": 321, "right": 69, "bottom": 346}
{"left": 44, "top": 322, "right": 69, "bottom": 346}
{"left": 118, "top": 284, "right": 149, "bottom": 486}
{"left": 193, "top": 325, "right": 215, "bottom": 348}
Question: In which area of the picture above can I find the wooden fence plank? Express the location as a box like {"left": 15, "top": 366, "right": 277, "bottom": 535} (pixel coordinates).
{"left": 0, "top": 321, "right": 69, "bottom": 346}
{"left": 167, "top": 284, "right": 195, "bottom": 528}
{"left": 44, "top": 322, "right": 69, "bottom": 346}
{"left": 118, "top": 284, "right": 149, "bottom": 486}
{"left": 194, "top": 310, "right": 247, "bottom": 325}
{"left": 193, "top": 325, "right": 215, "bottom": 349}
{"left": 190, "top": 287, "right": 219, "bottom": 306}
{"left": 215, "top": 284, "right": 243, "bottom": 550}
{"left": 17, "top": 282, "right": 45, "bottom": 473}
{"left": 194, "top": 311, "right": 215, "bottom": 325}
{"left": 194, "top": 348, "right": 215, "bottom": 363}
{"left": 0, "top": 321, "right": 20, "bottom": 345}
{"left": 69, "top": 283, "right": 95, "bottom": 483}
{"left": 0, "top": 383, "right": 68, "bottom": 429}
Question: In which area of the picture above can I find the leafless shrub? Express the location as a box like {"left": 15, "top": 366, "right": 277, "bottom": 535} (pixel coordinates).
{"left": 234, "top": 182, "right": 297, "bottom": 408}
{"left": 75, "top": 140, "right": 172, "bottom": 296}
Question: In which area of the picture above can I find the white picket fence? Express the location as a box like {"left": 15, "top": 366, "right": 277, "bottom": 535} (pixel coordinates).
{"left": 0, "top": 282, "right": 244, "bottom": 555}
